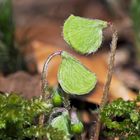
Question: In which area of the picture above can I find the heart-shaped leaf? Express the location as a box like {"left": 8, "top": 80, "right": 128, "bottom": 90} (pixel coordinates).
{"left": 58, "top": 51, "right": 97, "bottom": 95}
{"left": 63, "top": 15, "right": 108, "bottom": 54}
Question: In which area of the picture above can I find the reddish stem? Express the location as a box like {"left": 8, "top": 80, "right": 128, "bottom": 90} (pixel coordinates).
{"left": 39, "top": 51, "right": 62, "bottom": 129}
{"left": 41, "top": 51, "right": 62, "bottom": 98}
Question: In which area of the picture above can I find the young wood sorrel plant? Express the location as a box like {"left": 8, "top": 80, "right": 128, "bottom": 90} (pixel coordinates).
{"left": 0, "top": 15, "right": 118, "bottom": 140}
{"left": 40, "top": 14, "right": 118, "bottom": 140}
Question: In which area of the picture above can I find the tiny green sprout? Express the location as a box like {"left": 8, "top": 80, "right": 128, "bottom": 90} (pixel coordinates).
{"left": 70, "top": 122, "right": 84, "bottom": 135}
{"left": 63, "top": 14, "right": 108, "bottom": 54}
{"left": 70, "top": 109, "right": 84, "bottom": 134}
{"left": 52, "top": 89, "right": 63, "bottom": 107}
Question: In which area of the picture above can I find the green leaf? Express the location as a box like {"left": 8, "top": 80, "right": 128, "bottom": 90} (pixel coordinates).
{"left": 63, "top": 15, "right": 108, "bottom": 54}
{"left": 50, "top": 111, "right": 70, "bottom": 140}
{"left": 58, "top": 51, "right": 97, "bottom": 95}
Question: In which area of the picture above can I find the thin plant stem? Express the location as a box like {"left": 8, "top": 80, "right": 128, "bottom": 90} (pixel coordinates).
{"left": 63, "top": 92, "right": 71, "bottom": 111}
{"left": 41, "top": 51, "right": 62, "bottom": 99}
{"left": 58, "top": 82, "right": 71, "bottom": 113}
{"left": 38, "top": 51, "right": 62, "bottom": 128}
{"left": 92, "top": 30, "right": 118, "bottom": 140}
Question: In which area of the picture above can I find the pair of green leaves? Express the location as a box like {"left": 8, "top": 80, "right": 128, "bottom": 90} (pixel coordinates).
{"left": 58, "top": 15, "right": 107, "bottom": 95}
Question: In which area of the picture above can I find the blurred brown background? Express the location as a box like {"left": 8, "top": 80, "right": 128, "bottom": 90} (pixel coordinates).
{"left": 0, "top": 0, "right": 140, "bottom": 105}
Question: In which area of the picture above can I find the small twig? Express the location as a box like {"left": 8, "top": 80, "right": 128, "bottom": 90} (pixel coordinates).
{"left": 92, "top": 30, "right": 118, "bottom": 140}
{"left": 38, "top": 51, "right": 62, "bottom": 128}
